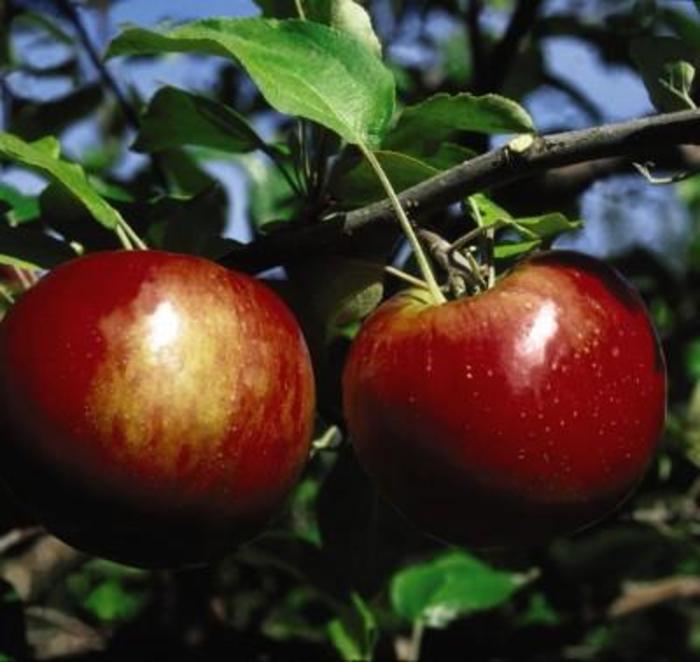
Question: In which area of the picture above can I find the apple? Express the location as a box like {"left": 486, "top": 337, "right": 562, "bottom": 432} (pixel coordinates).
{"left": 343, "top": 251, "right": 666, "bottom": 547}
{"left": 0, "top": 250, "right": 315, "bottom": 567}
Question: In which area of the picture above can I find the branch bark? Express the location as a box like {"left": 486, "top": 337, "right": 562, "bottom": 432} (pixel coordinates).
{"left": 53, "top": 0, "right": 140, "bottom": 130}
{"left": 483, "top": 0, "right": 544, "bottom": 93}
{"left": 220, "top": 109, "right": 700, "bottom": 272}
{"left": 609, "top": 576, "right": 700, "bottom": 618}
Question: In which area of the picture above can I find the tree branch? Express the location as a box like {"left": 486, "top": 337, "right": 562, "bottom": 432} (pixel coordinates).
{"left": 609, "top": 576, "right": 700, "bottom": 618}
{"left": 483, "top": 0, "right": 544, "bottom": 93}
{"left": 220, "top": 109, "right": 700, "bottom": 272}
{"left": 466, "top": 0, "right": 486, "bottom": 92}
{"left": 53, "top": 0, "right": 168, "bottom": 190}
{"left": 53, "top": 0, "right": 140, "bottom": 130}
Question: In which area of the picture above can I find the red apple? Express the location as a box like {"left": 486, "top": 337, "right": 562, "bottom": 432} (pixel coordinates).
{"left": 0, "top": 250, "right": 315, "bottom": 567}
{"left": 343, "top": 251, "right": 666, "bottom": 547}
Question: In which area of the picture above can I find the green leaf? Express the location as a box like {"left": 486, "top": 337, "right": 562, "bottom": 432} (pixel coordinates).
{"left": 107, "top": 18, "right": 395, "bottom": 148}
{"left": 254, "top": 0, "right": 330, "bottom": 21}
{"left": 517, "top": 593, "right": 560, "bottom": 627}
{"left": 471, "top": 193, "right": 512, "bottom": 228}
{"left": 630, "top": 37, "right": 699, "bottom": 111}
{"left": 84, "top": 580, "right": 145, "bottom": 623}
{"left": 262, "top": 587, "right": 327, "bottom": 643}
{"left": 684, "top": 381, "right": 700, "bottom": 469}
{"left": 241, "top": 155, "right": 300, "bottom": 232}
{"left": 330, "top": 150, "right": 438, "bottom": 206}
{"left": 12, "top": 11, "right": 74, "bottom": 45}
{"left": 685, "top": 339, "right": 700, "bottom": 381}
{"left": 662, "top": 8, "right": 700, "bottom": 50}
{"left": 10, "top": 85, "right": 103, "bottom": 142}
{"left": 288, "top": 256, "right": 384, "bottom": 338}
{"left": 0, "top": 183, "right": 40, "bottom": 225}
{"left": 133, "top": 86, "right": 271, "bottom": 154}
{"left": 158, "top": 148, "right": 219, "bottom": 197}
{"left": 513, "top": 212, "right": 582, "bottom": 240}
{"left": 0, "top": 133, "right": 123, "bottom": 230}
{"left": 494, "top": 239, "right": 541, "bottom": 260}
{"left": 385, "top": 92, "right": 535, "bottom": 152}
{"left": 439, "top": 24, "right": 472, "bottom": 86}
{"left": 390, "top": 551, "right": 529, "bottom": 628}
{"left": 144, "top": 187, "right": 227, "bottom": 256}
{"left": 421, "top": 143, "right": 475, "bottom": 171}
{"left": 327, "top": 593, "right": 377, "bottom": 661}
{"left": 331, "top": 0, "right": 382, "bottom": 57}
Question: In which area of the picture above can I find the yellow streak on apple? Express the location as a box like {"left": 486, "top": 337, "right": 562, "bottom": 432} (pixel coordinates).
{"left": 85, "top": 267, "right": 252, "bottom": 473}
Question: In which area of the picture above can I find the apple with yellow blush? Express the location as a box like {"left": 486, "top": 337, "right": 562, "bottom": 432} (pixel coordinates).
{"left": 0, "top": 250, "right": 315, "bottom": 567}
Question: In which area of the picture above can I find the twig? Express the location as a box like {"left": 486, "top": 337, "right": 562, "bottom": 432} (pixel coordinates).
{"left": 1, "top": 534, "right": 87, "bottom": 602}
{"left": 25, "top": 606, "right": 105, "bottom": 659}
{"left": 53, "top": 0, "right": 168, "bottom": 190}
{"left": 633, "top": 161, "right": 698, "bottom": 185}
{"left": 384, "top": 265, "right": 430, "bottom": 290}
{"left": 0, "top": 526, "right": 43, "bottom": 555}
{"left": 53, "top": 0, "right": 139, "bottom": 129}
{"left": 608, "top": 576, "right": 700, "bottom": 618}
{"left": 395, "top": 620, "right": 425, "bottom": 661}
{"left": 485, "top": 0, "right": 544, "bottom": 93}
{"left": 220, "top": 109, "right": 700, "bottom": 272}
{"left": 466, "top": 0, "right": 486, "bottom": 92}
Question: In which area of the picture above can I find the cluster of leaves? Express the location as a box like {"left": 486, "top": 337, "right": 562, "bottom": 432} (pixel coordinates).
{"left": 0, "top": 0, "right": 699, "bottom": 659}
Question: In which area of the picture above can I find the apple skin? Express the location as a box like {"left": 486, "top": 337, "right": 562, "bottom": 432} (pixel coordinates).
{"left": 343, "top": 251, "right": 666, "bottom": 547}
{"left": 0, "top": 250, "right": 315, "bottom": 567}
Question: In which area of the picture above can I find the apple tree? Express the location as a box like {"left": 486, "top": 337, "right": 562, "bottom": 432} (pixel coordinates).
{"left": 0, "top": 0, "right": 699, "bottom": 659}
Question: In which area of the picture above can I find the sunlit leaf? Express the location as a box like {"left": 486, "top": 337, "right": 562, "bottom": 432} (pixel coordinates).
{"left": 327, "top": 593, "right": 377, "bottom": 661}
{"left": 513, "top": 212, "right": 582, "bottom": 239}
{"left": 0, "top": 182, "right": 40, "bottom": 225}
{"left": 107, "top": 18, "right": 395, "bottom": 148}
{"left": 385, "top": 92, "right": 535, "bottom": 152}
{"left": 0, "top": 133, "right": 123, "bottom": 229}
{"left": 494, "top": 239, "right": 541, "bottom": 260}
{"left": 630, "top": 37, "right": 699, "bottom": 111}
{"left": 391, "top": 550, "right": 530, "bottom": 628}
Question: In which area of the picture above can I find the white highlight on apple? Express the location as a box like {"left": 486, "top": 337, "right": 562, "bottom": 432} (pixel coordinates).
{"left": 147, "top": 301, "right": 181, "bottom": 353}
{"left": 519, "top": 301, "right": 558, "bottom": 364}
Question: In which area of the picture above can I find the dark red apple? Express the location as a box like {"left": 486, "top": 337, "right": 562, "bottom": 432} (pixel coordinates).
{"left": 343, "top": 251, "right": 666, "bottom": 547}
{"left": 0, "top": 250, "right": 315, "bottom": 567}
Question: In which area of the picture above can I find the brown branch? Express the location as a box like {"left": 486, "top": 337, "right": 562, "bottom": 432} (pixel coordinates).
{"left": 466, "top": 0, "right": 486, "bottom": 92}
{"left": 53, "top": 0, "right": 168, "bottom": 190}
{"left": 53, "top": 0, "right": 140, "bottom": 130}
{"left": 25, "top": 606, "right": 105, "bottom": 659}
{"left": 609, "top": 576, "right": 700, "bottom": 618}
{"left": 1, "top": 534, "right": 86, "bottom": 603}
{"left": 220, "top": 109, "right": 700, "bottom": 272}
{"left": 485, "top": 0, "right": 544, "bottom": 93}
{"left": 0, "top": 526, "right": 43, "bottom": 556}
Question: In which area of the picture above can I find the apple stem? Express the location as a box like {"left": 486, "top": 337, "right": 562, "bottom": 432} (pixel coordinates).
{"left": 0, "top": 283, "right": 15, "bottom": 305}
{"left": 11, "top": 266, "right": 33, "bottom": 291}
{"left": 115, "top": 218, "right": 148, "bottom": 251}
{"left": 115, "top": 224, "right": 134, "bottom": 250}
{"left": 384, "top": 265, "right": 431, "bottom": 291}
{"left": 486, "top": 226, "right": 496, "bottom": 288}
{"left": 360, "top": 146, "right": 446, "bottom": 305}
{"left": 294, "top": 0, "right": 307, "bottom": 19}
{"left": 399, "top": 620, "right": 425, "bottom": 661}
{"left": 448, "top": 219, "right": 507, "bottom": 255}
